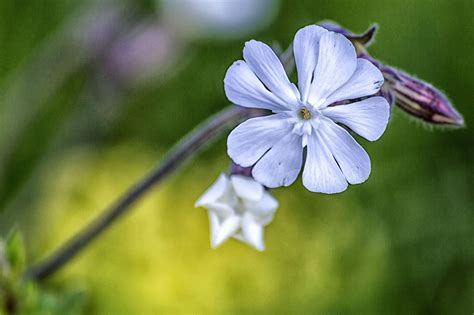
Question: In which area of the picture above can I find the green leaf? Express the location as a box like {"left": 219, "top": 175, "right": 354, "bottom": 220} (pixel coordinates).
{"left": 5, "top": 229, "right": 26, "bottom": 277}
{"left": 18, "top": 283, "right": 86, "bottom": 315}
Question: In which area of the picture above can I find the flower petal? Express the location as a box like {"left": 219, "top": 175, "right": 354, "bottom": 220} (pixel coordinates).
{"left": 213, "top": 215, "right": 241, "bottom": 248}
{"left": 208, "top": 212, "right": 220, "bottom": 247}
{"left": 319, "top": 119, "right": 371, "bottom": 185}
{"left": 227, "top": 113, "right": 292, "bottom": 167}
{"left": 293, "top": 25, "right": 328, "bottom": 102}
{"left": 302, "top": 129, "right": 348, "bottom": 193}
{"left": 241, "top": 213, "right": 265, "bottom": 251}
{"left": 230, "top": 175, "right": 264, "bottom": 201}
{"left": 244, "top": 191, "right": 278, "bottom": 221}
{"left": 321, "top": 96, "right": 390, "bottom": 141}
{"left": 224, "top": 60, "right": 289, "bottom": 111}
{"left": 252, "top": 132, "right": 303, "bottom": 188}
{"left": 308, "top": 32, "right": 357, "bottom": 107}
{"left": 243, "top": 40, "right": 299, "bottom": 108}
{"left": 195, "top": 173, "right": 229, "bottom": 207}
{"left": 324, "top": 58, "right": 384, "bottom": 106}
{"left": 207, "top": 202, "right": 235, "bottom": 218}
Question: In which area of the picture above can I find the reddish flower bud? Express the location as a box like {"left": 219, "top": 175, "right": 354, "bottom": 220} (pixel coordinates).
{"left": 324, "top": 22, "right": 464, "bottom": 127}
{"left": 379, "top": 65, "right": 464, "bottom": 126}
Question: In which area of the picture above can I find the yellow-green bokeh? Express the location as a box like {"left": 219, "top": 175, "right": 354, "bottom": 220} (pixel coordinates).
{"left": 0, "top": 0, "right": 473, "bottom": 314}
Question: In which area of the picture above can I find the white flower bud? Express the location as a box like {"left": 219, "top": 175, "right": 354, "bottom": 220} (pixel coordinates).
{"left": 195, "top": 173, "right": 278, "bottom": 251}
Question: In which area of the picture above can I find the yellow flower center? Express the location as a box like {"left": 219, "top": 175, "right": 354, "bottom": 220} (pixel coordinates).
{"left": 299, "top": 107, "right": 312, "bottom": 120}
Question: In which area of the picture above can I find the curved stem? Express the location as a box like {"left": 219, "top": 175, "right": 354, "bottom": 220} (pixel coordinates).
{"left": 23, "top": 105, "right": 252, "bottom": 281}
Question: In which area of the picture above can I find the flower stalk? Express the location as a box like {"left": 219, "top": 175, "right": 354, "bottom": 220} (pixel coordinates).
{"left": 23, "top": 105, "right": 253, "bottom": 281}
{"left": 23, "top": 44, "right": 296, "bottom": 281}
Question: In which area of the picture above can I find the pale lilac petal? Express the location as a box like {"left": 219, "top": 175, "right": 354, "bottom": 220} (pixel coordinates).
{"left": 213, "top": 215, "right": 241, "bottom": 248}
{"left": 252, "top": 133, "right": 303, "bottom": 188}
{"left": 227, "top": 113, "right": 292, "bottom": 167}
{"left": 230, "top": 175, "right": 264, "bottom": 201}
{"left": 302, "top": 129, "right": 348, "bottom": 193}
{"left": 319, "top": 119, "right": 371, "bottom": 185}
{"left": 243, "top": 40, "right": 299, "bottom": 107}
{"left": 322, "top": 96, "right": 390, "bottom": 141}
{"left": 293, "top": 25, "right": 328, "bottom": 102}
{"left": 195, "top": 173, "right": 229, "bottom": 207}
{"left": 308, "top": 32, "right": 357, "bottom": 107}
{"left": 324, "top": 58, "right": 384, "bottom": 106}
{"left": 224, "top": 60, "right": 289, "bottom": 111}
{"left": 241, "top": 213, "right": 265, "bottom": 251}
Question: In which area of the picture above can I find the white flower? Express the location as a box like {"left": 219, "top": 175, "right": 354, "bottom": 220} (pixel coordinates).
{"left": 195, "top": 173, "right": 278, "bottom": 251}
{"left": 225, "top": 25, "right": 390, "bottom": 193}
{"left": 161, "top": 0, "right": 279, "bottom": 39}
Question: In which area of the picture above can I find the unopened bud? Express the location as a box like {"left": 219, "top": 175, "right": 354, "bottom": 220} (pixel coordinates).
{"left": 319, "top": 21, "right": 377, "bottom": 47}
{"left": 324, "top": 22, "right": 465, "bottom": 127}
{"left": 379, "top": 65, "right": 464, "bottom": 126}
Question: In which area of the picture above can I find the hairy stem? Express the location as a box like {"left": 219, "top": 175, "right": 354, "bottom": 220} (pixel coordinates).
{"left": 23, "top": 105, "right": 252, "bottom": 281}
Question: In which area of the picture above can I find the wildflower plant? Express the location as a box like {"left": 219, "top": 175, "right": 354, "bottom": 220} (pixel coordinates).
{"left": 18, "top": 22, "right": 464, "bottom": 282}
{"left": 197, "top": 23, "right": 464, "bottom": 250}
{"left": 225, "top": 25, "right": 390, "bottom": 192}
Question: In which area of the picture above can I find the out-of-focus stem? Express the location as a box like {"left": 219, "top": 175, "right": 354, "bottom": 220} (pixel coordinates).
{"left": 22, "top": 41, "right": 294, "bottom": 281}
{"left": 23, "top": 105, "right": 253, "bottom": 281}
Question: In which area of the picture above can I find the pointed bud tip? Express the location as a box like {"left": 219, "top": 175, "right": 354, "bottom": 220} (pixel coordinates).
{"left": 380, "top": 66, "right": 465, "bottom": 127}
{"left": 430, "top": 109, "right": 465, "bottom": 127}
{"left": 317, "top": 21, "right": 378, "bottom": 46}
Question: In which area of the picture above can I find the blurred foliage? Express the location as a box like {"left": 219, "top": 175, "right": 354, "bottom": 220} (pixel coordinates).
{"left": 0, "top": 0, "right": 473, "bottom": 314}
{"left": 0, "top": 230, "right": 85, "bottom": 314}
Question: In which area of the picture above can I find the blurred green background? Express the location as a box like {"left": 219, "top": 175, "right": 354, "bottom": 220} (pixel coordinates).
{"left": 0, "top": 0, "right": 473, "bottom": 314}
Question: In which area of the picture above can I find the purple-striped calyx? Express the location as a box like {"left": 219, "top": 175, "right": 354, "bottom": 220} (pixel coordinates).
{"left": 321, "top": 21, "right": 464, "bottom": 127}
